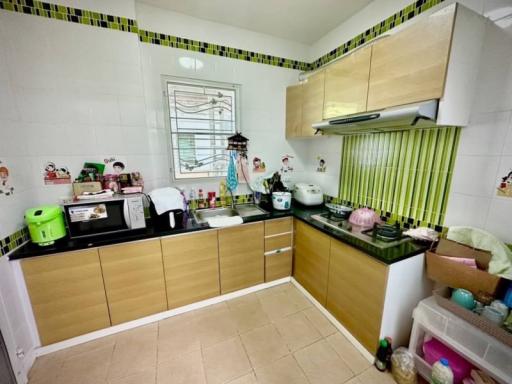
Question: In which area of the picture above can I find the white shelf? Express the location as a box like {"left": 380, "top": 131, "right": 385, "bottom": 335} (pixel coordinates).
{"left": 409, "top": 297, "right": 512, "bottom": 384}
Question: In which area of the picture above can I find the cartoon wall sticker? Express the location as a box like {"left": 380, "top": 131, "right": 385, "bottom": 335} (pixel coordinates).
{"left": 44, "top": 161, "right": 71, "bottom": 185}
{"left": 252, "top": 157, "right": 266, "bottom": 173}
{"left": 316, "top": 156, "right": 326, "bottom": 173}
{"left": 104, "top": 157, "right": 127, "bottom": 175}
{"left": 497, "top": 169, "right": 512, "bottom": 197}
{"left": 280, "top": 154, "right": 294, "bottom": 174}
{"left": 0, "top": 161, "right": 14, "bottom": 196}
{"left": 237, "top": 152, "right": 250, "bottom": 183}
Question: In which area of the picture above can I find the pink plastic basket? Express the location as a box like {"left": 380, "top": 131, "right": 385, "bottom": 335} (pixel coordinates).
{"left": 423, "top": 338, "right": 474, "bottom": 384}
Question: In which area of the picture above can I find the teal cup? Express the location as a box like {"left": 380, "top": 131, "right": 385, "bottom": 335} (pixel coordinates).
{"left": 451, "top": 288, "right": 476, "bottom": 310}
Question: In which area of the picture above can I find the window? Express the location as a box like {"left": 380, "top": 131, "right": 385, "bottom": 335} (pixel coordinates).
{"left": 165, "top": 78, "right": 240, "bottom": 180}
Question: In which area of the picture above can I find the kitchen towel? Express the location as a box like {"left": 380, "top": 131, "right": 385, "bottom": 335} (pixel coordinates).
{"left": 148, "top": 187, "right": 185, "bottom": 215}
{"left": 226, "top": 151, "right": 239, "bottom": 192}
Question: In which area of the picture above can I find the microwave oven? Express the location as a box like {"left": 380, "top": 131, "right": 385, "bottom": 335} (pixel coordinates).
{"left": 63, "top": 194, "right": 146, "bottom": 239}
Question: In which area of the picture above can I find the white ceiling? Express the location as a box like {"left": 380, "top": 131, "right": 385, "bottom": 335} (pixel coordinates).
{"left": 139, "top": 0, "right": 373, "bottom": 44}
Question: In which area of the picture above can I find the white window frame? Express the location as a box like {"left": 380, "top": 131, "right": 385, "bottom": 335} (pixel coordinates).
{"left": 162, "top": 75, "right": 242, "bottom": 182}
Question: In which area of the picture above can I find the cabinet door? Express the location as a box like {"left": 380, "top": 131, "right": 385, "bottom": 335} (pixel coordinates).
{"left": 301, "top": 70, "right": 325, "bottom": 137}
{"left": 293, "top": 220, "right": 330, "bottom": 305}
{"left": 323, "top": 45, "right": 372, "bottom": 119}
{"left": 265, "top": 250, "right": 292, "bottom": 282}
{"left": 326, "top": 239, "right": 388, "bottom": 353}
{"left": 161, "top": 230, "right": 220, "bottom": 309}
{"left": 22, "top": 249, "right": 110, "bottom": 345}
{"left": 99, "top": 239, "right": 167, "bottom": 325}
{"left": 286, "top": 84, "right": 302, "bottom": 138}
{"left": 219, "top": 222, "right": 264, "bottom": 294}
{"left": 367, "top": 5, "right": 455, "bottom": 111}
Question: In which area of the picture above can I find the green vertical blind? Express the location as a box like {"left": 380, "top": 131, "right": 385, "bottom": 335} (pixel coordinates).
{"left": 339, "top": 127, "right": 460, "bottom": 228}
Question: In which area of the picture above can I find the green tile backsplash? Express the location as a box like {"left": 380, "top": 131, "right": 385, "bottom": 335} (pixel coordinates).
{"left": 334, "top": 127, "right": 461, "bottom": 231}
{"left": 0, "top": 227, "right": 29, "bottom": 257}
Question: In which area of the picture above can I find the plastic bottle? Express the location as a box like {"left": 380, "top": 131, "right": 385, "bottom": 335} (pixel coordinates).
{"left": 188, "top": 190, "right": 196, "bottom": 212}
{"left": 208, "top": 192, "right": 216, "bottom": 208}
{"left": 375, "top": 339, "right": 389, "bottom": 372}
{"left": 198, "top": 189, "right": 205, "bottom": 209}
{"left": 431, "top": 358, "right": 453, "bottom": 384}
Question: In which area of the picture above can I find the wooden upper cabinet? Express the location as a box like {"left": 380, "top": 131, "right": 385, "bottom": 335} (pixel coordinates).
{"left": 219, "top": 222, "right": 264, "bottom": 293}
{"left": 99, "top": 239, "right": 167, "bottom": 325}
{"left": 161, "top": 230, "right": 220, "bottom": 309}
{"left": 324, "top": 45, "right": 372, "bottom": 119}
{"left": 326, "top": 239, "right": 388, "bottom": 353}
{"left": 286, "top": 84, "right": 303, "bottom": 138}
{"left": 293, "top": 219, "right": 330, "bottom": 305}
{"left": 367, "top": 5, "right": 456, "bottom": 111}
{"left": 301, "top": 70, "right": 325, "bottom": 137}
{"left": 22, "top": 249, "right": 111, "bottom": 345}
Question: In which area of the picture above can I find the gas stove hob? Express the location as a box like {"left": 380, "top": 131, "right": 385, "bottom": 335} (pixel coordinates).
{"left": 310, "top": 213, "right": 412, "bottom": 249}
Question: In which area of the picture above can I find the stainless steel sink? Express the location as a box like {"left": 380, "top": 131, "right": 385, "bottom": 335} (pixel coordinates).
{"left": 192, "top": 204, "right": 269, "bottom": 224}
{"left": 193, "top": 207, "right": 238, "bottom": 224}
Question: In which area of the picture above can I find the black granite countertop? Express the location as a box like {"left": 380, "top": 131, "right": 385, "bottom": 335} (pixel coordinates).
{"left": 9, "top": 204, "right": 428, "bottom": 264}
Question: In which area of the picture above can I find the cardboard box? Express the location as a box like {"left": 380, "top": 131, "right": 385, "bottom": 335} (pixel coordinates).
{"left": 426, "top": 251, "right": 501, "bottom": 296}
{"left": 73, "top": 182, "right": 102, "bottom": 196}
{"left": 436, "top": 238, "right": 492, "bottom": 270}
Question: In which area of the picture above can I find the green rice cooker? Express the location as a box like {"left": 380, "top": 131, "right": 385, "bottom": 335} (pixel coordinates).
{"left": 25, "top": 205, "right": 67, "bottom": 246}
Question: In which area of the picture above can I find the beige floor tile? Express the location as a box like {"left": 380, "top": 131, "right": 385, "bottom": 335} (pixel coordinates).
{"left": 229, "top": 300, "right": 270, "bottom": 333}
{"left": 294, "top": 340, "right": 354, "bottom": 384}
{"left": 226, "top": 293, "right": 260, "bottom": 309}
{"left": 256, "top": 284, "right": 287, "bottom": 300}
{"left": 240, "top": 324, "right": 289, "bottom": 368}
{"left": 196, "top": 308, "right": 238, "bottom": 348}
{"left": 203, "top": 337, "right": 252, "bottom": 384}
{"left": 226, "top": 371, "right": 258, "bottom": 384}
{"left": 344, "top": 377, "right": 363, "bottom": 384}
{"left": 193, "top": 302, "right": 229, "bottom": 319}
{"left": 28, "top": 353, "right": 64, "bottom": 383}
{"left": 258, "top": 292, "right": 301, "bottom": 321}
{"left": 158, "top": 311, "right": 196, "bottom": 336}
{"left": 157, "top": 315, "right": 201, "bottom": 364}
{"left": 108, "top": 369, "right": 156, "bottom": 384}
{"left": 156, "top": 349, "right": 206, "bottom": 384}
{"left": 254, "top": 355, "right": 308, "bottom": 384}
{"left": 55, "top": 345, "right": 114, "bottom": 384}
{"left": 61, "top": 335, "right": 117, "bottom": 361}
{"left": 356, "top": 367, "right": 395, "bottom": 384}
{"left": 281, "top": 285, "right": 312, "bottom": 310}
{"left": 108, "top": 335, "right": 157, "bottom": 380}
{"left": 115, "top": 323, "right": 158, "bottom": 346}
{"left": 326, "top": 333, "right": 371, "bottom": 375}
{"left": 302, "top": 306, "right": 337, "bottom": 337}
{"left": 273, "top": 312, "right": 322, "bottom": 352}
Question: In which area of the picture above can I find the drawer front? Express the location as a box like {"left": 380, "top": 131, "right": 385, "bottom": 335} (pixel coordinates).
{"left": 265, "top": 217, "right": 293, "bottom": 236}
{"left": 265, "top": 233, "right": 292, "bottom": 252}
{"left": 265, "top": 250, "right": 292, "bottom": 282}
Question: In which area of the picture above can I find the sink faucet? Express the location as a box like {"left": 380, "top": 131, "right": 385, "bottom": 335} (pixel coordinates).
{"left": 229, "top": 190, "right": 236, "bottom": 210}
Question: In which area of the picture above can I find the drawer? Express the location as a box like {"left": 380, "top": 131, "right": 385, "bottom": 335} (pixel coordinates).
{"left": 265, "top": 250, "right": 292, "bottom": 282}
{"left": 265, "top": 233, "right": 292, "bottom": 252}
{"left": 265, "top": 217, "right": 292, "bottom": 236}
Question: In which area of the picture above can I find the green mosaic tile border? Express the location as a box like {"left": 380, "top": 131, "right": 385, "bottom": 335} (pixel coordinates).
{"left": 310, "top": 0, "right": 446, "bottom": 70}
{"left": 0, "top": 0, "right": 138, "bottom": 32}
{"left": 138, "top": 29, "right": 309, "bottom": 71}
{"left": 0, "top": 227, "right": 29, "bottom": 257}
{"left": 0, "top": 0, "right": 445, "bottom": 71}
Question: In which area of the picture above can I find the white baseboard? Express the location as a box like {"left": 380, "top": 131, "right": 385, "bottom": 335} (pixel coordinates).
{"left": 290, "top": 277, "right": 374, "bottom": 363}
{"left": 36, "top": 277, "right": 291, "bottom": 356}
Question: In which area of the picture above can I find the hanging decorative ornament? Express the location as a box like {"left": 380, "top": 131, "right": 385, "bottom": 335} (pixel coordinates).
{"left": 226, "top": 132, "right": 249, "bottom": 153}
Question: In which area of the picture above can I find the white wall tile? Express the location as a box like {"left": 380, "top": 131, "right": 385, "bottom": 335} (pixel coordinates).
{"left": 443, "top": 192, "right": 492, "bottom": 228}
{"left": 484, "top": 197, "right": 512, "bottom": 242}
{"left": 450, "top": 155, "right": 501, "bottom": 197}
{"left": 458, "top": 111, "right": 511, "bottom": 155}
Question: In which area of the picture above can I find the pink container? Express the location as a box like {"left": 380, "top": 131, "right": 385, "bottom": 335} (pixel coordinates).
{"left": 348, "top": 207, "right": 382, "bottom": 227}
{"left": 423, "top": 338, "right": 474, "bottom": 384}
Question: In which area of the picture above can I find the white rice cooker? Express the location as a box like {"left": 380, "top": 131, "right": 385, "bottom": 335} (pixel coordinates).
{"left": 293, "top": 183, "right": 323, "bottom": 206}
{"left": 272, "top": 192, "right": 292, "bottom": 210}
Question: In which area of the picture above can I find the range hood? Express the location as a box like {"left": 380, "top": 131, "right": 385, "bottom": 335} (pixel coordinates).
{"left": 312, "top": 100, "right": 439, "bottom": 135}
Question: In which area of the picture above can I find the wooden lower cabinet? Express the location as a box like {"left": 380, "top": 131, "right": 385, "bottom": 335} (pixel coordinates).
{"left": 265, "top": 250, "right": 292, "bottom": 282}
{"left": 219, "top": 222, "right": 264, "bottom": 293}
{"left": 161, "top": 230, "right": 220, "bottom": 308}
{"left": 22, "top": 249, "right": 111, "bottom": 345}
{"left": 99, "top": 239, "right": 167, "bottom": 325}
{"left": 293, "top": 220, "right": 331, "bottom": 305}
{"left": 326, "top": 239, "right": 388, "bottom": 353}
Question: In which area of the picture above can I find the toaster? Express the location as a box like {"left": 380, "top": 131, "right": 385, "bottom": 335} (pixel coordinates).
{"left": 293, "top": 183, "right": 323, "bottom": 206}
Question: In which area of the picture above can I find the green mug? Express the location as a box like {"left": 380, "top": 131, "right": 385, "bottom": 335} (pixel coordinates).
{"left": 451, "top": 288, "right": 476, "bottom": 310}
